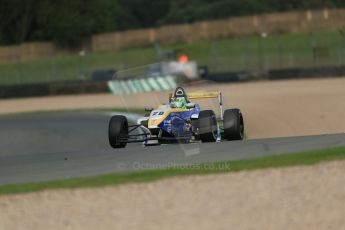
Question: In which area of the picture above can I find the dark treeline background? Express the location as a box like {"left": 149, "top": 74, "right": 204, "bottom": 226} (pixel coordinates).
{"left": 0, "top": 0, "right": 344, "bottom": 47}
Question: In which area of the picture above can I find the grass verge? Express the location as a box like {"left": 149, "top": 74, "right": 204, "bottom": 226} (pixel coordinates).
{"left": 0, "top": 146, "right": 344, "bottom": 195}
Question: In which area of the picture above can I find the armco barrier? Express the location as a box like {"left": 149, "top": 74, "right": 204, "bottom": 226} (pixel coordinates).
{"left": 268, "top": 66, "right": 345, "bottom": 80}
{"left": 199, "top": 66, "right": 345, "bottom": 83}
{"left": 0, "top": 84, "right": 50, "bottom": 99}
{"left": 0, "top": 81, "right": 108, "bottom": 99}
{"left": 107, "top": 75, "right": 177, "bottom": 95}
{"left": 201, "top": 71, "right": 250, "bottom": 83}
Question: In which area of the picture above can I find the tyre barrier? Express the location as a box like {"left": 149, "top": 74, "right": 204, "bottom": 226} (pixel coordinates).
{"left": 107, "top": 75, "right": 177, "bottom": 95}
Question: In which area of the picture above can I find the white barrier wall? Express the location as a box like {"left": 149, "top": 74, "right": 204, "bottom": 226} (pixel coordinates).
{"left": 107, "top": 75, "right": 177, "bottom": 95}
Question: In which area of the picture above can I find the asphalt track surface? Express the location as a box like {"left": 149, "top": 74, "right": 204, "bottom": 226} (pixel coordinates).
{"left": 0, "top": 112, "right": 344, "bottom": 185}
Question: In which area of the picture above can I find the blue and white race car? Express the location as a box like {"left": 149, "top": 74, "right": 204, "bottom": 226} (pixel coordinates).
{"left": 108, "top": 87, "right": 244, "bottom": 148}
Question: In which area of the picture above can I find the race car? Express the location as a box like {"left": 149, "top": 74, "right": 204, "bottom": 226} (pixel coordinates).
{"left": 108, "top": 87, "right": 244, "bottom": 148}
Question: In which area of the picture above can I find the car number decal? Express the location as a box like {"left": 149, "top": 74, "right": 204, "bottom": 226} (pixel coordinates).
{"left": 151, "top": 111, "right": 165, "bottom": 117}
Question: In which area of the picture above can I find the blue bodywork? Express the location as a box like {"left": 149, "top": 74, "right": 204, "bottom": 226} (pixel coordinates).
{"left": 157, "top": 104, "right": 200, "bottom": 139}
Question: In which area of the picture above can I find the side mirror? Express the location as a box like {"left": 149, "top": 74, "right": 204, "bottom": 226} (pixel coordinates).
{"left": 144, "top": 108, "right": 154, "bottom": 117}
{"left": 186, "top": 103, "right": 195, "bottom": 109}
{"left": 145, "top": 108, "right": 154, "bottom": 112}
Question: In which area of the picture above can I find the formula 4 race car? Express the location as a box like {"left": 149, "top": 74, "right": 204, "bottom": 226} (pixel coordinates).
{"left": 108, "top": 87, "right": 244, "bottom": 148}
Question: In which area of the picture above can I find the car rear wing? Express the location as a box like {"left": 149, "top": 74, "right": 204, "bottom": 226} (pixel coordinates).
{"left": 169, "top": 91, "right": 224, "bottom": 120}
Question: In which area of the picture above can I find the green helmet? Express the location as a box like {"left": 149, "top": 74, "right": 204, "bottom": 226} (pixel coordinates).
{"left": 171, "top": 97, "right": 187, "bottom": 109}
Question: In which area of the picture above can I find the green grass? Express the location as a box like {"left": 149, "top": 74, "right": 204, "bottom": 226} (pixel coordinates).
{"left": 1, "top": 30, "right": 344, "bottom": 85}
{"left": 1, "top": 146, "right": 344, "bottom": 195}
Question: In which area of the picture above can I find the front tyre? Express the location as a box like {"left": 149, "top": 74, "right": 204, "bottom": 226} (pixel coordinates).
{"left": 198, "top": 110, "right": 218, "bottom": 142}
{"left": 108, "top": 115, "right": 128, "bottom": 148}
{"left": 223, "top": 109, "right": 244, "bottom": 140}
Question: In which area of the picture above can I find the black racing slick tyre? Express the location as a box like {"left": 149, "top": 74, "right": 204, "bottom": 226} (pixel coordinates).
{"left": 223, "top": 109, "right": 244, "bottom": 141}
{"left": 198, "top": 110, "right": 218, "bottom": 142}
{"left": 108, "top": 115, "right": 128, "bottom": 148}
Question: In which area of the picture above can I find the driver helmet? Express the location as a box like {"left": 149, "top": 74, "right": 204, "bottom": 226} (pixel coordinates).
{"left": 170, "top": 97, "right": 187, "bottom": 109}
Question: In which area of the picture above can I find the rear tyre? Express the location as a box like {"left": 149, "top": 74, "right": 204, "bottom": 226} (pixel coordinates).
{"left": 223, "top": 109, "right": 244, "bottom": 140}
{"left": 108, "top": 115, "right": 128, "bottom": 148}
{"left": 198, "top": 110, "right": 218, "bottom": 142}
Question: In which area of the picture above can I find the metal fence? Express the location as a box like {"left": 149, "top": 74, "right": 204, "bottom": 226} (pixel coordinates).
{"left": 1, "top": 31, "right": 345, "bottom": 86}
{"left": 208, "top": 31, "right": 345, "bottom": 76}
